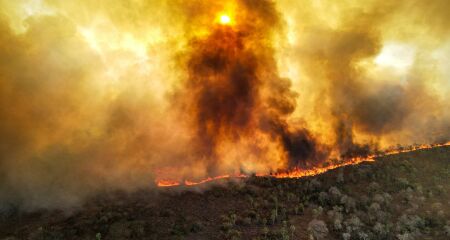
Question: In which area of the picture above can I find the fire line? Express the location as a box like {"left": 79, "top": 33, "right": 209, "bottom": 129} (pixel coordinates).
{"left": 156, "top": 142, "right": 450, "bottom": 187}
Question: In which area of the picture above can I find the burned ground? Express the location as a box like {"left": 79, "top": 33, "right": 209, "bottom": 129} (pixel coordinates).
{"left": 1, "top": 146, "right": 449, "bottom": 240}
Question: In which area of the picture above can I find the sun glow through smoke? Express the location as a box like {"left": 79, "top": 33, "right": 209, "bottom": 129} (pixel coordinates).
{"left": 219, "top": 14, "right": 232, "bottom": 25}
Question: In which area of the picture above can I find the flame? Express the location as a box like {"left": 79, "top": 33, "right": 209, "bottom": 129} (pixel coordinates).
{"left": 156, "top": 142, "right": 450, "bottom": 187}
{"left": 157, "top": 180, "right": 181, "bottom": 187}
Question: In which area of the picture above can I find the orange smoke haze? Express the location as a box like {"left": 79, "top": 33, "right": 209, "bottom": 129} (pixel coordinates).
{"left": 0, "top": 0, "right": 449, "bottom": 209}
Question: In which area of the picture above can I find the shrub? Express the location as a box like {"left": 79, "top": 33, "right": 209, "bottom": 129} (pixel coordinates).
{"left": 221, "top": 222, "right": 233, "bottom": 231}
{"left": 372, "top": 194, "right": 385, "bottom": 205}
{"left": 280, "top": 207, "right": 288, "bottom": 221}
{"left": 297, "top": 203, "right": 305, "bottom": 214}
{"left": 287, "top": 193, "right": 296, "bottom": 202}
{"left": 227, "top": 229, "right": 241, "bottom": 240}
{"left": 248, "top": 196, "right": 255, "bottom": 207}
{"left": 307, "top": 219, "right": 328, "bottom": 240}
{"left": 414, "top": 184, "right": 423, "bottom": 195}
{"left": 382, "top": 193, "right": 392, "bottom": 202}
{"left": 270, "top": 209, "right": 277, "bottom": 225}
{"left": 372, "top": 210, "right": 390, "bottom": 224}
{"left": 344, "top": 215, "right": 363, "bottom": 233}
{"left": 318, "top": 192, "right": 329, "bottom": 206}
{"left": 396, "top": 232, "right": 414, "bottom": 240}
{"left": 368, "top": 182, "right": 380, "bottom": 193}
{"left": 369, "top": 203, "right": 381, "bottom": 215}
{"left": 221, "top": 214, "right": 230, "bottom": 223}
{"left": 230, "top": 214, "right": 237, "bottom": 225}
{"left": 280, "top": 222, "right": 289, "bottom": 240}
{"left": 333, "top": 218, "right": 343, "bottom": 231}
{"left": 329, "top": 187, "right": 342, "bottom": 203}
{"left": 312, "top": 207, "right": 323, "bottom": 219}
{"left": 397, "top": 214, "right": 425, "bottom": 233}
{"left": 340, "top": 195, "right": 356, "bottom": 213}
{"left": 373, "top": 222, "right": 387, "bottom": 237}
{"left": 395, "top": 178, "right": 411, "bottom": 190}
{"left": 444, "top": 225, "right": 450, "bottom": 236}
{"left": 333, "top": 205, "right": 344, "bottom": 213}
{"left": 308, "top": 178, "right": 322, "bottom": 192}
{"left": 289, "top": 225, "right": 296, "bottom": 239}
{"left": 342, "top": 232, "right": 351, "bottom": 240}
{"left": 359, "top": 194, "right": 369, "bottom": 207}
{"left": 357, "top": 232, "right": 369, "bottom": 240}
{"left": 262, "top": 226, "right": 269, "bottom": 239}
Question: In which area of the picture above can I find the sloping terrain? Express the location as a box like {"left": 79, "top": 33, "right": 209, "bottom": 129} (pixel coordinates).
{"left": 1, "top": 146, "right": 449, "bottom": 240}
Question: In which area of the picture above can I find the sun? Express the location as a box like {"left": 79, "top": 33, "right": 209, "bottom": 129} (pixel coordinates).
{"left": 219, "top": 14, "right": 232, "bottom": 25}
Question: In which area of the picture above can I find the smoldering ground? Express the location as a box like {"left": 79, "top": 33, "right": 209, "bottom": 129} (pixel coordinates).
{"left": 0, "top": 0, "right": 449, "bottom": 210}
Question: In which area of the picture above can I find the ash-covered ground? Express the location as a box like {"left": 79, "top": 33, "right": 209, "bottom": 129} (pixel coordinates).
{"left": 1, "top": 146, "right": 449, "bottom": 240}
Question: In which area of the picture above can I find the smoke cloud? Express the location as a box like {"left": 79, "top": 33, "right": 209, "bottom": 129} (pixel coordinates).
{"left": 0, "top": 0, "right": 449, "bottom": 210}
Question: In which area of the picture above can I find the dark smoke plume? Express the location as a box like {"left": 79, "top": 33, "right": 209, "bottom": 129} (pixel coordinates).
{"left": 172, "top": 0, "right": 326, "bottom": 177}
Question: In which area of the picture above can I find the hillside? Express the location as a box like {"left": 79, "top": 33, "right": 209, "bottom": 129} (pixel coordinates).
{"left": 1, "top": 146, "right": 449, "bottom": 240}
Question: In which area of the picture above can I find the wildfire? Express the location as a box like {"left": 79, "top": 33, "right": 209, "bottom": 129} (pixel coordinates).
{"left": 1, "top": 0, "right": 449, "bottom": 210}
{"left": 156, "top": 142, "right": 450, "bottom": 187}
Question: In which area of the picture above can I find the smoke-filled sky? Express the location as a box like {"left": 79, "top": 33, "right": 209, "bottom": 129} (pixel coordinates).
{"left": 0, "top": 0, "right": 449, "bottom": 209}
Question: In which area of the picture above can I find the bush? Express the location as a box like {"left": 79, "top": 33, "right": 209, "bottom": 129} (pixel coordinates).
{"left": 270, "top": 209, "right": 277, "bottom": 225}
{"left": 318, "top": 192, "right": 329, "bottom": 206}
{"left": 369, "top": 203, "right": 381, "bottom": 216}
{"left": 395, "top": 178, "right": 411, "bottom": 190}
{"left": 230, "top": 214, "right": 237, "bottom": 225}
{"left": 329, "top": 187, "right": 342, "bottom": 203}
{"left": 342, "top": 232, "right": 351, "bottom": 240}
{"left": 444, "top": 225, "right": 450, "bottom": 236}
{"left": 340, "top": 195, "right": 356, "bottom": 213}
{"left": 396, "top": 214, "right": 425, "bottom": 234}
{"left": 308, "top": 178, "right": 322, "bottom": 192}
{"left": 368, "top": 182, "right": 380, "bottom": 193}
{"left": 312, "top": 207, "right": 323, "bottom": 219}
{"left": 261, "top": 226, "right": 269, "bottom": 239}
{"left": 221, "top": 222, "right": 233, "bottom": 231}
{"left": 308, "top": 219, "right": 328, "bottom": 240}
{"left": 227, "top": 229, "right": 241, "bottom": 240}
{"left": 396, "top": 233, "right": 414, "bottom": 240}
{"left": 333, "top": 218, "right": 343, "bottom": 231}
{"left": 357, "top": 232, "right": 369, "bottom": 240}
{"left": 373, "top": 222, "right": 387, "bottom": 237}
{"left": 344, "top": 215, "right": 363, "bottom": 233}
{"left": 372, "top": 194, "right": 385, "bottom": 205}
{"left": 289, "top": 225, "right": 296, "bottom": 239}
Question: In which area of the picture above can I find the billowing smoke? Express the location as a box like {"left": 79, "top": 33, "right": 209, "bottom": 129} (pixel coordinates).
{"left": 0, "top": 0, "right": 449, "bottom": 210}
{"left": 171, "top": 0, "right": 321, "bottom": 178}
{"left": 278, "top": 0, "right": 450, "bottom": 150}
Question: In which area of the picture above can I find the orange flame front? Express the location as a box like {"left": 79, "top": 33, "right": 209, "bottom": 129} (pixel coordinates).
{"left": 156, "top": 142, "right": 449, "bottom": 187}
